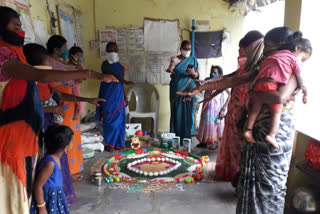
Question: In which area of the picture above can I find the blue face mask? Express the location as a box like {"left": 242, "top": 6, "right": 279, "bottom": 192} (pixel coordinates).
{"left": 59, "top": 49, "right": 69, "bottom": 59}
{"left": 211, "top": 74, "right": 220, "bottom": 79}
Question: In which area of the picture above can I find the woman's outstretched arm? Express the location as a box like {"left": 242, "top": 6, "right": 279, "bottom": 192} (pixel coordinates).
{"left": 177, "top": 69, "right": 258, "bottom": 97}
{"left": 2, "top": 59, "right": 118, "bottom": 83}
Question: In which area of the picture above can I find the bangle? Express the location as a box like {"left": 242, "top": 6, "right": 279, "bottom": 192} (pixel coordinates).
{"left": 88, "top": 70, "right": 92, "bottom": 79}
{"left": 37, "top": 202, "right": 46, "bottom": 208}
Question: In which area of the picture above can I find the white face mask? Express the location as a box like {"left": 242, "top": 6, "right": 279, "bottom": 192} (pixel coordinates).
{"left": 106, "top": 52, "right": 119, "bottom": 64}
{"left": 181, "top": 50, "right": 191, "bottom": 58}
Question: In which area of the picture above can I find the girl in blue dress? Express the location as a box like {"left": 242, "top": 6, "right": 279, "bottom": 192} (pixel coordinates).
{"left": 31, "top": 125, "right": 74, "bottom": 214}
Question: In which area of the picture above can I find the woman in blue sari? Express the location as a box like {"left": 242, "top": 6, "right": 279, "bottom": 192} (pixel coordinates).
{"left": 96, "top": 42, "right": 134, "bottom": 152}
{"left": 167, "top": 40, "right": 199, "bottom": 140}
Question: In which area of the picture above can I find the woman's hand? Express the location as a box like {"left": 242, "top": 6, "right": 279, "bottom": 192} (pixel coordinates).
{"left": 87, "top": 98, "right": 106, "bottom": 106}
{"left": 73, "top": 104, "right": 80, "bottom": 120}
{"left": 125, "top": 97, "right": 129, "bottom": 107}
{"left": 166, "top": 68, "right": 175, "bottom": 74}
{"left": 302, "top": 89, "right": 307, "bottom": 104}
{"left": 102, "top": 74, "right": 119, "bottom": 83}
{"left": 53, "top": 105, "right": 65, "bottom": 116}
{"left": 125, "top": 80, "right": 135, "bottom": 85}
{"left": 219, "top": 108, "right": 227, "bottom": 119}
{"left": 177, "top": 87, "right": 201, "bottom": 98}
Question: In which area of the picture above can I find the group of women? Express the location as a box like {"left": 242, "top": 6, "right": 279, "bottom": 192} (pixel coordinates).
{"left": 0, "top": 4, "right": 313, "bottom": 214}
{"left": 170, "top": 28, "right": 312, "bottom": 213}
{"left": 0, "top": 6, "right": 119, "bottom": 214}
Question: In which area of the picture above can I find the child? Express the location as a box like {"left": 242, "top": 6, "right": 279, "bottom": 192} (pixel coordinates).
{"left": 23, "top": 43, "right": 105, "bottom": 126}
{"left": 30, "top": 125, "right": 74, "bottom": 214}
{"left": 244, "top": 33, "right": 312, "bottom": 148}
{"left": 197, "top": 65, "right": 231, "bottom": 150}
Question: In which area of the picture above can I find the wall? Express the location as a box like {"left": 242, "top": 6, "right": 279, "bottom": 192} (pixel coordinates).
{"left": 27, "top": 0, "right": 244, "bottom": 133}
{"left": 283, "top": 0, "right": 320, "bottom": 210}
{"left": 86, "top": 0, "right": 244, "bottom": 132}
{"left": 284, "top": 0, "right": 302, "bottom": 31}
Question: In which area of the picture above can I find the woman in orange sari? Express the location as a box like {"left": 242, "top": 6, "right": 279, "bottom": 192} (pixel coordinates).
{"left": 46, "top": 36, "right": 85, "bottom": 185}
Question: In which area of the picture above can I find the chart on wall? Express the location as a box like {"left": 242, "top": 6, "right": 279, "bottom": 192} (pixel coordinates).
{"left": 144, "top": 18, "right": 181, "bottom": 84}
{"left": 99, "top": 20, "right": 181, "bottom": 85}
{"left": 0, "top": 0, "right": 35, "bottom": 44}
{"left": 144, "top": 18, "right": 181, "bottom": 52}
{"left": 57, "top": 7, "right": 77, "bottom": 49}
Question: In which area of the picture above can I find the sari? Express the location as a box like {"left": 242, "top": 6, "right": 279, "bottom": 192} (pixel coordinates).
{"left": 214, "top": 58, "right": 247, "bottom": 181}
{"left": 170, "top": 56, "right": 199, "bottom": 140}
{"left": 0, "top": 40, "right": 44, "bottom": 214}
{"left": 236, "top": 92, "right": 297, "bottom": 214}
{"left": 96, "top": 61, "right": 126, "bottom": 150}
{"left": 197, "top": 90, "right": 226, "bottom": 145}
{"left": 50, "top": 58, "right": 79, "bottom": 204}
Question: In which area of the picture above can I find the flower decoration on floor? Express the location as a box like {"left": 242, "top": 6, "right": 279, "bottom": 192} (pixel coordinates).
{"left": 103, "top": 148, "right": 206, "bottom": 183}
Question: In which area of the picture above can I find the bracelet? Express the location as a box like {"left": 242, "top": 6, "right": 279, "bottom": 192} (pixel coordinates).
{"left": 88, "top": 70, "right": 92, "bottom": 79}
{"left": 37, "top": 202, "right": 46, "bottom": 208}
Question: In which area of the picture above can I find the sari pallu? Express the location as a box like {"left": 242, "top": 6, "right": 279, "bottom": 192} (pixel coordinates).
{"left": 170, "top": 57, "right": 199, "bottom": 140}
{"left": 236, "top": 94, "right": 296, "bottom": 214}
{"left": 0, "top": 43, "right": 44, "bottom": 214}
{"left": 96, "top": 61, "right": 126, "bottom": 150}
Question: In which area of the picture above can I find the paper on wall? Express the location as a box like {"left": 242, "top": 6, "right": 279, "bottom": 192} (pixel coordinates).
{"left": 146, "top": 51, "right": 176, "bottom": 84}
{"left": 144, "top": 19, "right": 181, "bottom": 52}
{"left": 33, "top": 20, "right": 48, "bottom": 46}
{"left": 57, "top": 8, "right": 77, "bottom": 49}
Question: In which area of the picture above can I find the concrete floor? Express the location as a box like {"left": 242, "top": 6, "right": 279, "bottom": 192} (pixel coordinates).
{"left": 70, "top": 138, "right": 237, "bottom": 214}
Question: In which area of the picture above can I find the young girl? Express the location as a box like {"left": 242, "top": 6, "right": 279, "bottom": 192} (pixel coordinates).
{"left": 31, "top": 125, "right": 74, "bottom": 214}
{"left": 244, "top": 32, "right": 312, "bottom": 148}
{"left": 197, "top": 65, "right": 231, "bottom": 150}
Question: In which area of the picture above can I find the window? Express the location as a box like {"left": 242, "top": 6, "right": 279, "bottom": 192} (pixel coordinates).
{"left": 295, "top": 1, "right": 320, "bottom": 140}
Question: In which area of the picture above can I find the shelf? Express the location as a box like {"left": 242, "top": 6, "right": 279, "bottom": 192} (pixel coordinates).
{"left": 296, "top": 161, "right": 320, "bottom": 179}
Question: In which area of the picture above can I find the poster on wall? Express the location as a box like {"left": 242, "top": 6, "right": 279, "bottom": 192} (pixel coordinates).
{"left": 33, "top": 20, "right": 48, "bottom": 46}
{"left": 0, "top": 0, "right": 35, "bottom": 44}
{"left": 99, "top": 29, "right": 117, "bottom": 58}
{"left": 144, "top": 18, "right": 181, "bottom": 52}
{"left": 57, "top": 7, "right": 77, "bottom": 49}
{"left": 146, "top": 51, "right": 176, "bottom": 84}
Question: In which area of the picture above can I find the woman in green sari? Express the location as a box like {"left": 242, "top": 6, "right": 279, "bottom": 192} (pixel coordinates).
{"left": 167, "top": 40, "right": 199, "bottom": 140}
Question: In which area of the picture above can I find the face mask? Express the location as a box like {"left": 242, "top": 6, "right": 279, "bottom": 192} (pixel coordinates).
{"left": 211, "top": 74, "right": 220, "bottom": 79}
{"left": 181, "top": 50, "right": 191, "bottom": 58}
{"left": 106, "top": 52, "right": 119, "bottom": 64}
{"left": 71, "top": 55, "right": 82, "bottom": 64}
{"left": 0, "top": 30, "right": 25, "bottom": 46}
{"left": 59, "top": 49, "right": 69, "bottom": 59}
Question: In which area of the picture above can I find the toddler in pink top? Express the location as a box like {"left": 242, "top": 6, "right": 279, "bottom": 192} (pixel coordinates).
{"left": 244, "top": 35, "right": 312, "bottom": 149}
